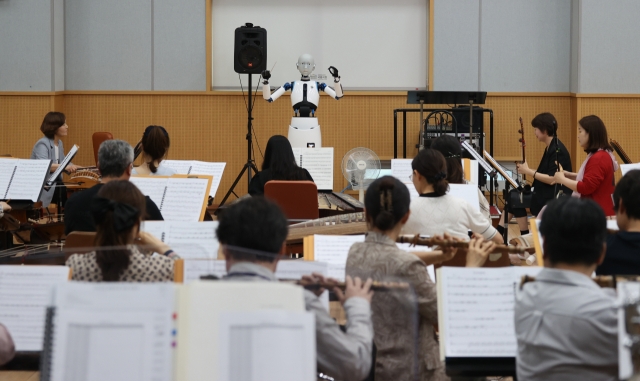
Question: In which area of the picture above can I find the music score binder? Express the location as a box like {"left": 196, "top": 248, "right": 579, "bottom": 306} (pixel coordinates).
{"left": 46, "top": 144, "right": 79, "bottom": 186}
{"left": 130, "top": 174, "right": 213, "bottom": 221}
{"left": 162, "top": 160, "right": 226, "bottom": 198}
{"left": 0, "top": 159, "right": 52, "bottom": 202}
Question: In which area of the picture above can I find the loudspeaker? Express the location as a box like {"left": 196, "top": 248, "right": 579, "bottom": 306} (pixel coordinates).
{"left": 452, "top": 106, "right": 484, "bottom": 133}
{"left": 234, "top": 23, "right": 267, "bottom": 74}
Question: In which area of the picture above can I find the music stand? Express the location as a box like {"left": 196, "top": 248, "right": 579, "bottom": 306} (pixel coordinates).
{"left": 407, "top": 91, "right": 487, "bottom": 149}
{"left": 483, "top": 150, "right": 519, "bottom": 243}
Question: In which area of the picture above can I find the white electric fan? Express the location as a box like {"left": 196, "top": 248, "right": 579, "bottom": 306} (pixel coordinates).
{"left": 341, "top": 147, "right": 381, "bottom": 202}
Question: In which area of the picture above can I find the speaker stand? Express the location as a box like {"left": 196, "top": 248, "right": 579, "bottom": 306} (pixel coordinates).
{"left": 218, "top": 73, "right": 259, "bottom": 209}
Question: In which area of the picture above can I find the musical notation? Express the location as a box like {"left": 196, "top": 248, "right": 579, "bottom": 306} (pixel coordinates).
{"left": 313, "top": 234, "right": 365, "bottom": 281}
{"left": 292, "top": 147, "right": 334, "bottom": 190}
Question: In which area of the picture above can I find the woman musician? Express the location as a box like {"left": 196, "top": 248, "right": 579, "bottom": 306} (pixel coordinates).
{"left": 499, "top": 113, "right": 573, "bottom": 236}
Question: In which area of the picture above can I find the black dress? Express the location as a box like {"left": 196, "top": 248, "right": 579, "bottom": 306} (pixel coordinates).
{"left": 248, "top": 168, "right": 314, "bottom": 196}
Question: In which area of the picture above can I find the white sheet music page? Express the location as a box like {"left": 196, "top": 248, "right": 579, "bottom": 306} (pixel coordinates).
{"left": 621, "top": 163, "right": 640, "bottom": 176}
{"left": 161, "top": 177, "right": 209, "bottom": 221}
{"left": 141, "top": 221, "right": 219, "bottom": 257}
{"left": 391, "top": 159, "right": 413, "bottom": 183}
{"left": 313, "top": 235, "right": 364, "bottom": 281}
{"left": 141, "top": 221, "right": 168, "bottom": 242}
{"left": 161, "top": 160, "right": 193, "bottom": 174}
{"left": 47, "top": 144, "right": 78, "bottom": 185}
{"left": 129, "top": 176, "right": 168, "bottom": 209}
{"left": 439, "top": 266, "right": 541, "bottom": 358}
{"left": 0, "top": 159, "right": 19, "bottom": 199}
{"left": 0, "top": 265, "right": 69, "bottom": 351}
{"left": 190, "top": 161, "right": 226, "bottom": 198}
{"left": 448, "top": 183, "right": 480, "bottom": 213}
{"left": 183, "top": 259, "right": 227, "bottom": 283}
{"left": 5, "top": 159, "right": 51, "bottom": 201}
{"left": 49, "top": 282, "right": 175, "bottom": 381}
{"left": 292, "top": 147, "right": 334, "bottom": 190}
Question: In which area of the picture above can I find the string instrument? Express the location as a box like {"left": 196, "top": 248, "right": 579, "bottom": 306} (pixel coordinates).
{"left": 611, "top": 139, "right": 633, "bottom": 164}
{"left": 291, "top": 278, "right": 410, "bottom": 291}
{"left": 520, "top": 274, "right": 640, "bottom": 289}
{"left": 517, "top": 117, "right": 527, "bottom": 183}
{"left": 396, "top": 234, "right": 532, "bottom": 255}
{"left": 68, "top": 168, "right": 100, "bottom": 189}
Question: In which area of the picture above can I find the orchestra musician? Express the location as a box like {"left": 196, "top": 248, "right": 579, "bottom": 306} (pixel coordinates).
{"left": 554, "top": 115, "right": 619, "bottom": 216}
{"left": 215, "top": 196, "right": 375, "bottom": 381}
{"left": 248, "top": 135, "right": 314, "bottom": 196}
{"left": 346, "top": 176, "right": 495, "bottom": 381}
{"left": 430, "top": 135, "right": 491, "bottom": 222}
{"left": 500, "top": 113, "right": 573, "bottom": 236}
{"left": 515, "top": 197, "right": 617, "bottom": 381}
{"left": 402, "top": 148, "right": 503, "bottom": 244}
{"left": 64, "top": 140, "right": 163, "bottom": 235}
{"left": 597, "top": 169, "right": 640, "bottom": 275}
{"left": 131, "top": 125, "right": 176, "bottom": 176}
{"left": 66, "top": 180, "right": 179, "bottom": 282}
{"left": 30, "top": 112, "right": 78, "bottom": 206}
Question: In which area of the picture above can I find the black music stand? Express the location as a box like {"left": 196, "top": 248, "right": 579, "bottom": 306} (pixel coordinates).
{"left": 407, "top": 91, "right": 487, "bottom": 150}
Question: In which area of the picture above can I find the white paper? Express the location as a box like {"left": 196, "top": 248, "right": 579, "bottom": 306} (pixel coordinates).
{"left": 49, "top": 283, "right": 175, "bottom": 381}
{"left": 218, "top": 310, "right": 316, "bottom": 381}
{"left": 0, "top": 159, "right": 19, "bottom": 198}
{"left": 461, "top": 159, "right": 479, "bottom": 185}
{"left": 131, "top": 177, "right": 210, "bottom": 222}
{"left": 448, "top": 183, "right": 480, "bottom": 213}
{"left": 183, "top": 259, "right": 228, "bottom": 283}
{"left": 292, "top": 147, "right": 334, "bottom": 190}
{"left": 3, "top": 159, "right": 51, "bottom": 201}
{"left": 164, "top": 160, "right": 226, "bottom": 199}
{"left": 391, "top": 159, "right": 413, "bottom": 184}
{"left": 171, "top": 241, "right": 219, "bottom": 260}
{"left": 0, "top": 265, "right": 69, "bottom": 351}
{"left": 607, "top": 220, "right": 619, "bottom": 231}
{"left": 47, "top": 144, "right": 78, "bottom": 185}
{"left": 621, "top": 163, "right": 640, "bottom": 176}
{"left": 129, "top": 177, "right": 168, "bottom": 209}
{"left": 617, "top": 281, "right": 640, "bottom": 379}
{"left": 313, "top": 235, "right": 364, "bottom": 281}
{"left": 141, "top": 221, "right": 219, "bottom": 258}
{"left": 439, "top": 266, "right": 542, "bottom": 358}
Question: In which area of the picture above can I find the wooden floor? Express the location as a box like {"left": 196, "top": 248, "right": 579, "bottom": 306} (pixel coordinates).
{"left": 0, "top": 371, "right": 39, "bottom": 381}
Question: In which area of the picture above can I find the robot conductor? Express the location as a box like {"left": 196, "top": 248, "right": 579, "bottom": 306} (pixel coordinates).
{"left": 262, "top": 53, "right": 343, "bottom": 148}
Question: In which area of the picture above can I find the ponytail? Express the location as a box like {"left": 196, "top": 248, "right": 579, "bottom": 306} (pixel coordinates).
{"left": 365, "top": 176, "right": 411, "bottom": 232}
{"left": 140, "top": 125, "right": 170, "bottom": 173}
{"left": 411, "top": 148, "right": 450, "bottom": 196}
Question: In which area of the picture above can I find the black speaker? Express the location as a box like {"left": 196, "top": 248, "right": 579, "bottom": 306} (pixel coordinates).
{"left": 452, "top": 106, "right": 484, "bottom": 133}
{"left": 234, "top": 23, "right": 267, "bottom": 74}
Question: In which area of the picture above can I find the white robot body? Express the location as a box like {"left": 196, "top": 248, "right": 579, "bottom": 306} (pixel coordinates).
{"left": 288, "top": 117, "right": 322, "bottom": 148}
{"left": 290, "top": 80, "right": 320, "bottom": 112}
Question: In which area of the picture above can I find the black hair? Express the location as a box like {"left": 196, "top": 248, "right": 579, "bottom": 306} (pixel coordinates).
{"left": 579, "top": 115, "right": 613, "bottom": 154}
{"left": 431, "top": 135, "right": 464, "bottom": 184}
{"left": 262, "top": 135, "right": 308, "bottom": 180}
{"left": 140, "top": 125, "right": 170, "bottom": 173}
{"left": 531, "top": 112, "right": 557, "bottom": 136}
{"left": 614, "top": 169, "right": 640, "bottom": 220}
{"left": 539, "top": 197, "right": 606, "bottom": 266}
{"left": 411, "top": 149, "right": 449, "bottom": 196}
{"left": 364, "top": 176, "right": 411, "bottom": 232}
{"left": 40, "top": 111, "right": 66, "bottom": 139}
{"left": 215, "top": 197, "right": 288, "bottom": 262}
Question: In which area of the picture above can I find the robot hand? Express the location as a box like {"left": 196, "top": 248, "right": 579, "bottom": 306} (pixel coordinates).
{"left": 328, "top": 66, "right": 339, "bottom": 80}
{"left": 262, "top": 70, "right": 271, "bottom": 83}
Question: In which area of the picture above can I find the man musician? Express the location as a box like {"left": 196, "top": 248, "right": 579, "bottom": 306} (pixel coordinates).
{"left": 498, "top": 112, "right": 572, "bottom": 236}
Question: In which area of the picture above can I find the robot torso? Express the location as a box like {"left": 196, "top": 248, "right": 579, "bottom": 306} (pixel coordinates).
{"left": 290, "top": 80, "right": 320, "bottom": 116}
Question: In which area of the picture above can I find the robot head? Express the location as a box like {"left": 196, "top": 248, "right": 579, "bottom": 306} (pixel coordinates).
{"left": 296, "top": 54, "right": 315, "bottom": 77}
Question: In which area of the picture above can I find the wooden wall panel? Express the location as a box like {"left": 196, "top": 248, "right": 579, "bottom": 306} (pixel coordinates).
{"left": 2, "top": 93, "right": 638, "bottom": 202}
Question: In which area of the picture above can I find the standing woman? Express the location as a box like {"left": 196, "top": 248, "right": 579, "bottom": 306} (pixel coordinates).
{"left": 31, "top": 112, "right": 78, "bottom": 206}
{"left": 554, "top": 115, "right": 618, "bottom": 216}
{"left": 346, "top": 176, "right": 495, "bottom": 381}
{"left": 248, "top": 135, "right": 313, "bottom": 196}
{"left": 132, "top": 125, "right": 176, "bottom": 176}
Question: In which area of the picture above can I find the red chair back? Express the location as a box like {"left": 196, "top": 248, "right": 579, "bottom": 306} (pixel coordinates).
{"left": 92, "top": 132, "right": 114, "bottom": 165}
{"left": 264, "top": 180, "right": 319, "bottom": 221}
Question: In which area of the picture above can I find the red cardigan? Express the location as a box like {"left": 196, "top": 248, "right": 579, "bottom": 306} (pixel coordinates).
{"left": 577, "top": 150, "right": 616, "bottom": 216}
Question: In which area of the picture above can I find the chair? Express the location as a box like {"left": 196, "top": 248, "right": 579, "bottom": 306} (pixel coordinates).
{"left": 92, "top": 132, "right": 114, "bottom": 165}
{"left": 64, "top": 231, "right": 97, "bottom": 260}
{"left": 264, "top": 180, "right": 319, "bottom": 222}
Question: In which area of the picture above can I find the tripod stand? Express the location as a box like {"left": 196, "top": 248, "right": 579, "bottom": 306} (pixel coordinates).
{"left": 218, "top": 73, "right": 260, "bottom": 208}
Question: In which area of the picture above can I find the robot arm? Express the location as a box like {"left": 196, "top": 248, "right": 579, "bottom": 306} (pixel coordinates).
{"left": 262, "top": 70, "right": 291, "bottom": 102}
{"left": 319, "top": 66, "right": 343, "bottom": 100}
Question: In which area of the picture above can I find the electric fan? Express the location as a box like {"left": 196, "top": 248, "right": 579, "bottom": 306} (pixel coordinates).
{"left": 341, "top": 148, "right": 381, "bottom": 202}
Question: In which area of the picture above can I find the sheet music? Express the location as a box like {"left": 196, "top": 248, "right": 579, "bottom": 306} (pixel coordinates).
{"left": 5, "top": 159, "right": 51, "bottom": 201}
{"left": 313, "top": 235, "right": 364, "bottom": 281}
{"left": 0, "top": 159, "right": 19, "bottom": 198}
{"left": 448, "top": 183, "right": 480, "bottom": 213}
{"left": 163, "top": 160, "right": 226, "bottom": 199}
{"left": 617, "top": 281, "right": 640, "bottom": 379}
{"left": 218, "top": 311, "right": 316, "bottom": 381}
{"left": 140, "top": 221, "right": 219, "bottom": 258}
{"left": 183, "top": 259, "right": 228, "bottom": 283}
{"left": 49, "top": 283, "right": 175, "bottom": 381}
{"left": 292, "top": 147, "right": 334, "bottom": 190}
{"left": 621, "top": 163, "right": 640, "bottom": 176}
{"left": 461, "top": 159, "right": 479, "bottom": 185}
{"left": 160, "top": 177, "right": 209, "bottom": 221}
{"left": 129, "top": 176, "right": 169, "bottom": 208}
{"left": 438, "top": 266, "right": 542, "bottom": 358}
{"left": 0, "top": 265, "right": 69, "bottom": 351}
{"left": 391, "top": 159, "right": 413, "bottom": 183}
{"left": 171, "top": 241, "right": 218, "bottom": 259}
{"left": 47, "top": 144, "right": 78, "bottom": 185}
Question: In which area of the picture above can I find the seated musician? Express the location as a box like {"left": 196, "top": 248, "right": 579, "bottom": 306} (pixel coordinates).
{"left": 597, "top": 169, "right": 640, "bottom": 275}
{"left": 430, "top": 135, "right": 491, "bottom": 222}
{"left": 248, "top": 135, "right": 313, "bottom": 196}
{"left": 215, "top": 196, "right": 374, "bottom": 380}
{"left": 402, "top": 148, "right": 503, "bottom": 244}
{"left": 515, "top": 197, "right": 617, "bottom": 381}
{"left": 347, "top": 176, "right": 495, "bottom": 381}
{"left": 131, "top": 125, "right": 176, "bottom": 176}
{"left": 66, "top": 180, "right": 178, "bottom": 281}
{"left": 31, "top": 112, "right": 79, "bottom": 207}
{"left": 64, "top": 139, "right": 163, "bottom": 235}
{"left": 0, "top": 323, "right": 15, "bottom": 366}
{"left": 0, "top": 202, "right": 10, "bottom": 219}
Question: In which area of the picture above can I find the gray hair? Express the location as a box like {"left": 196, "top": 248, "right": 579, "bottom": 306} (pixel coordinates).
{"left": 98, "top": 139, "right": 134, "bottom": 178}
